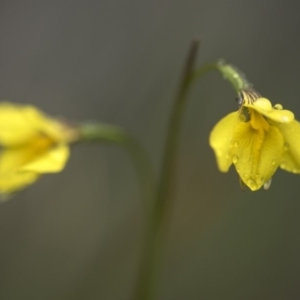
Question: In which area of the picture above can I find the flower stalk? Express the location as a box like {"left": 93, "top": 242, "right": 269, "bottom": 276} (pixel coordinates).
{"left": 133, "top": 42, "right": 255, "bottom": 300}
{"left": 133, "top": 37, "right": 213, "bottom": 300}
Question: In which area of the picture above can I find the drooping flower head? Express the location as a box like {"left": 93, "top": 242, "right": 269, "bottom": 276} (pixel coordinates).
{"left": 209, "top": 88, "right": 300, "bottom": 191}
{"left": 0, "top": 102, "right": 77, "bottom": 197}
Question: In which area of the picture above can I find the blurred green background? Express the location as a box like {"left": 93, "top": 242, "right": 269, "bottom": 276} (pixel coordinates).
{"left": 0, "top": 1, "right": 300, "bottom": 299}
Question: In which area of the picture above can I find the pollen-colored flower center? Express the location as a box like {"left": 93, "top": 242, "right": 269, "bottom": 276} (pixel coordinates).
{"left": 249, "top": 109, "right": 270, "bottom": 132}
{"left": 35, "top": 135, "right": 54, "bottom": 147}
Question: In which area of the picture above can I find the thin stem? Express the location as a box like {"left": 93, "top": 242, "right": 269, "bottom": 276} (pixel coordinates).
{"left": 134, "top": 38, "right": 204, "bottom": 300}
{"left": 154, "top": 38, "right": 201, "bottom": 242}
{"left": 192, "top": 59, "right": 252, "bottom": 92}
{"left": 134, "top": 41, "right": 252, "bottom": 300}
{"left": 76, "top": 48, "right": 251, "bottom": 300}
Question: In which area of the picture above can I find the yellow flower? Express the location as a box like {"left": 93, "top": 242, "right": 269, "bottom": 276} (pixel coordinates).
{"left": 209, "top": 89, "right": 300, "bottom": 191}
{"left": 0, "top": 102, "right": 77, "bottom": 197}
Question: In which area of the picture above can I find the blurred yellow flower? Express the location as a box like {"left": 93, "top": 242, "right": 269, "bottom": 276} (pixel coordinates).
{"left": 209, "top": 89, "right": 300, "bottom": 191}
{"left": 0, "top": 102, "right": 77, "bottom": 197}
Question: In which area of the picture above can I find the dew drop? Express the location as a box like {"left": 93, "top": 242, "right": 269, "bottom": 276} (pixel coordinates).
{"left": 244, "top": 174, "right": 249, "bottom": 179}
{"left": 292, "top": 169, "right": 298, "bottom": 174}
{"left": 284, "top": 143, "right": 289, "bottom": 151}
{"left": 263, "top": 178, "right": 272, "bottom": 190}
{"left": 274, "top": 104, "right": 283, "bottom": 110}
{"left": 239, "top": 114, "right": 247, "bottom": 122}
{"left": 234, "top": 141, "right": 239, "bottom": 147}
{"left": 280, "top": 162, "right": 286, "bottom": 169}
{"left": 272, "top": 160, "right": 276, "bottom": 166}
{"left": 247, "top": 179, "right": 258, "bottom": 190}
{"left": 239, "top": 178, "right": 247, "bottom": 191}
{"left": 232, "top": 155, "right": 239, "bottom": 164}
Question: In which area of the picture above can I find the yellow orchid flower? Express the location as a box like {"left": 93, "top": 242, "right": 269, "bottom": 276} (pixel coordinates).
{"left": 0, "top": 102, "right": 77, "bottom": 197}
{"left": 209, "top": 89, "right": 300, "bottom": 191}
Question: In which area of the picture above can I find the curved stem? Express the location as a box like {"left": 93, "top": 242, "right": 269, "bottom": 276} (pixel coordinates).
{"left": 133, "top": 38, "right": 204, "bottom": 300}
{"left": 134, "top": 41, "right": 252, "bottom": 300}
{"left": 192, "top": 59, "right": 252, "bottom": 92}
{"left": 76, "top": 44, "right": 251, "bottom": 300}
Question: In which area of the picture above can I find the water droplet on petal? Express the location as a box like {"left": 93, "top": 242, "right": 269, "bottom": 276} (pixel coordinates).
{"left": 239, "top": 114, "right": 247, "bottom": 122}
{"left": 272, "top": 160, "right": 276, "bottom": 166}
{"left": 239, "top": 178, "right": 247, "bottom": 191}
{"left": 284, "top": 143, "right": 289, "bottom": 151}
{"left": 234, "top": 141, "right": 239, "bottom": 147}
{"left": 280, "top": 162, "right": 286, "bottom": 169}
{"left": 292, "top": 169, "right": 298, "bottom": 174}
{"left": 244, "top": 174, "right": 249, "bottom": 179}
{"left": 263, "top": 178, "right": 272, "bottom": 190}
{"left": 232, "top": 155, "right": 239, "bottom": 164}
{"left": 247, "top": 179, "right": 258, "bottom": 190}
{"left": 274, "top": 104, "right": 283, "bottom": 110}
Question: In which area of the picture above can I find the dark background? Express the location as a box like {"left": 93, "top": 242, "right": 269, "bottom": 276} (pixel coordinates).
{"left": 0, "top": 1, "right": 300, "bottom": 299}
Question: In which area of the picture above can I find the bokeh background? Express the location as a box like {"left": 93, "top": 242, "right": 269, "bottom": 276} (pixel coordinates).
{"left": 0, "top": 1, "right": 300, "bottom": 299}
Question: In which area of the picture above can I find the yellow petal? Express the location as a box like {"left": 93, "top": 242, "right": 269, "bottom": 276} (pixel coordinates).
{"left": 21, "top": 144, "right": 70, "bottom": 173}
{"left": 0, "top": 103, "right": 72, "bottom": 196}
{"left": 0, "top": 171, "right": 39, "bottom": 195}
{"left": 244, "top": 98, "right": 294, "bottom": 124}
{"left": 209, "top": 112, "right": 239, "bottom": 172}
{"left": 0, "top": 143, "right": 69, "bottom": 195}
{"left": 0, "top": 102, "right": 69, "bottom": 146}
{"left": 38, "top": 118, "right": 70, "bottom": 143}
{"left": 0, "top": 137, "right": 54, "bottom": 175}
{"left": 231, "top": 121, "right": 284, "bottom": 191}
{"left": 275, "top": 120, "right": 300, "bottom": 173}
{"left": 0, "top": 103, "right": 45, "bottom": 146}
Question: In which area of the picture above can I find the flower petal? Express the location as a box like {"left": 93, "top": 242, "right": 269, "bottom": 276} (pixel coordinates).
{"left": 21, "top": 144, "right": 70, "bottom": 173}
{"left": 0, "top": 102, "right": 70, "bottom": 146}
{"left": 0, "top": 144, "right": 69, "bottom": 195}
{"left": 231, "top": 121, "right": 284, "bottom": 191}
{"left": 0, "top": 138, "right": 54, "bottom": 175}
{"left": 0, "top": 171, "right": 39, "bottom": 195}
{"left": 209, "top": 112, "right": 239, "bottom": 172}
{"left": 244, "top": 98, "right": 294, "bottom": 124}
{"left": 275, "top": 120, "right": 300, "bottom": 173}
{"left": 0, "top": 103, "right": 45, "bottom": 146}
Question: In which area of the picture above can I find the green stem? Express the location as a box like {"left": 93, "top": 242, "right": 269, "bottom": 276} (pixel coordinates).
{"left": 78, "top": 123, "right": 155, "bottom": 212}
{"left": 76, "top": 46, "right": 251, "bottom": 300}
{"left": 133, "top": 38, "right": 204, "bottom": 300}
{"left": 192, "top": 59, "right": 252, "bottom": 92}
{"left": 134, "top": 42, "right": 251, "bottom": 300}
